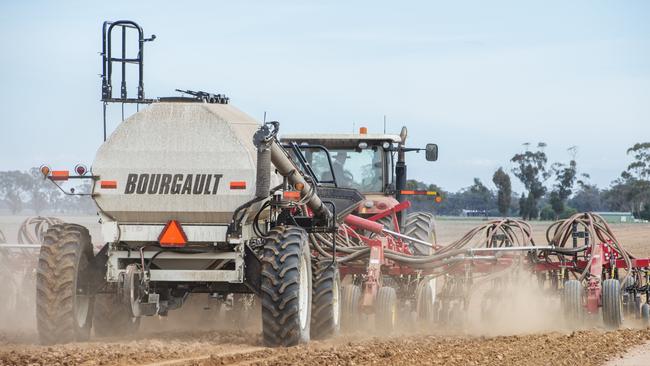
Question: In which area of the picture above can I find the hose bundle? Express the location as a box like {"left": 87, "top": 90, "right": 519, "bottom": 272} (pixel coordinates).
{"left": 18, "top": 216, "right": 63, "bottom": 245}
{"left": 309, "top": 218, "right": 536, "bottom": 272}
{"left": 543, "top": 212, "right": 633, "bottom": 283}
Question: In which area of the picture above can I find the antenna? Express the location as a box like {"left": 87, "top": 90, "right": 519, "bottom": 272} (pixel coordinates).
{"left": 383, "top": 115, "right": 386, "bottom": 133}
{"left": 263, "top": 111, "right": 267, "bottom": 123}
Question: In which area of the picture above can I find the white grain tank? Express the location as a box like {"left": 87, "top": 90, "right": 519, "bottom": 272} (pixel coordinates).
{"left": 92, "top": 101, "right": 261, "bottom": 225}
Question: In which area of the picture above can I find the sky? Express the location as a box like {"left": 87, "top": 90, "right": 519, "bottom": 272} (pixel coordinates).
{"left": 0, "top": 0, "right": 648, "bottom": 193}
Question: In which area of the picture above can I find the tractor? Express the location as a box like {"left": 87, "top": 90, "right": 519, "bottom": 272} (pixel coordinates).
{"left": 280, "top": 128, "right": 442, "bottom": 331}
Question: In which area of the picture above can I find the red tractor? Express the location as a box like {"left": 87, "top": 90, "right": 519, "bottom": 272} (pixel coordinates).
{"left": 281, "top": 127, "right": 442, "bottom": 330}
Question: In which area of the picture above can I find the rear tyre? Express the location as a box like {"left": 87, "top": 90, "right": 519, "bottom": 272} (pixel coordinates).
{"left": 563, "top": 280, "right": 583, "bottom": 325}
{"left": 376, "top": 216, "right": 395, "bottom": 231}
{"left": 36, "top": 224, "right": 95, "bottom": 344}
{"left": 376, "top": 286, "right": 397, "bottom": 332}
{"left": 341, "top": 284, "right": 361, "bottom": 331}
{"left": 602, "top": 279, "right": 622, "bottom": 328}
{"left": 403, "top": 212, "right": 436, "bottom": 256}
{"left": 310, "top": 261, "right": 341, "bottom": 340}
{"left": 416, "top": 277, "right": 436, "bottom": 328}
{"left": 261, "top": 226, "right": 312, "bottom": 347}
{"left": 93, "top": 295, "right": 141, "bottom": 337}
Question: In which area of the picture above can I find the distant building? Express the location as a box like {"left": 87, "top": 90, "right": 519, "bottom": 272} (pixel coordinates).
{"left": 595, "top": 212, "right": 635, "bottom": 224}
{"left": 461, "top": 209, "right": 488, "bottom": 218}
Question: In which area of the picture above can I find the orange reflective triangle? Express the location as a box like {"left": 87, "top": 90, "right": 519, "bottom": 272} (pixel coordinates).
{"left": 158, "top": 220, "right": 187, "bottom": 247}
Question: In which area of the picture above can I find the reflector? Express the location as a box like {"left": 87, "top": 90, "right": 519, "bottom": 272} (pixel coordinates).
{"left": 51, "top": 170, "right": 70, "bottom": 181}
{"left": 283, "top": 191, "right": 301, "bottom": 201}
{"left": 230, "top": 181, "right": 246, "bottom": 190}
{"left": 100, "top": 180, "right": 118, "bottom": 189}
{"left": 400, "top": 190, "right": 438, "bottom": 196}
{"left": 158, "top": 220, "right": 187, "bottom": 247}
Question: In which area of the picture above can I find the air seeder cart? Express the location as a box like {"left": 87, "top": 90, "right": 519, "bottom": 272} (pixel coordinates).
{"left": 36, "top": 19, "right": 451, "bottom": 346}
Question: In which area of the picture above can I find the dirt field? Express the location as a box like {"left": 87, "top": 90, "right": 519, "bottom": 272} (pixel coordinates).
{"left": 1, "top": 328, "right": 650, "bottom": 366}
{"left": 1, "top": 215, "right": 649, "bottom": 365}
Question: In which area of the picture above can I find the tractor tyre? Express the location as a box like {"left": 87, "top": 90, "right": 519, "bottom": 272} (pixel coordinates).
{"left": 93, "top": 294, "right": 141, "bottom": 337}
{"left": 563, "top": 280, "right": 583, "bottom": 325}
{"left": 310, "top": 261, "right": 341, "bottom": 340}
{"left": 376, "top": 286, "right": 397, "bottom": 332}
{"left": 416, "top": 277, "right": 436, "bottom": 328}
{"left": 260, "top": 226, "right": 312, "bottom": 347}
{"left": 602, "top": 279, "right": 622, "bottom": 328}
{"left": 376, "top": 215, "right": 395, "bottom": 231}
{"left": 36, "top": 223, "right": 95, "bottom": 344}
{"left": 367, "top": 216, "right": 394, "bottom": 238}
{"left": 341, "top": 284, "right": 361, "bottom": 331}
{"left": 403, "top": 212, "right": 436, "bottom": 256}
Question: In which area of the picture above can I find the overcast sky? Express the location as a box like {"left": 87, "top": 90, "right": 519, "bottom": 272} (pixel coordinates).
{"left": 1, "top": 1, "right": 648, "bottom": 192}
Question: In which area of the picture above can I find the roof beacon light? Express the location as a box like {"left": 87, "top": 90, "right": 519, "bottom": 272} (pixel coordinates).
{"left": 359, "top": 127, "right": 368, "bottom": 134}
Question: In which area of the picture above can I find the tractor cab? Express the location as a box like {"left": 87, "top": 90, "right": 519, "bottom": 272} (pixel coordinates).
{"left": 281, "top": 127, "right": 438, "bottom": 218}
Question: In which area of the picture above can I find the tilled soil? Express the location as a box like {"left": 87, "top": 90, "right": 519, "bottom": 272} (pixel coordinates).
{"left": 2, "top": 328, "right": 650, "bottom": 366}
{"left": 2, "top": 218, "right": 649, "bottom": 365}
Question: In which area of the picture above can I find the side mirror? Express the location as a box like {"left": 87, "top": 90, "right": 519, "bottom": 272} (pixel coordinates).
{"left": 425, "top": 143, "right": 438, "bottom": 161}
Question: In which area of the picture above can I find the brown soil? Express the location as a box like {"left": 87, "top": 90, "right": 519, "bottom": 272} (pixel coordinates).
{"left": 1, "top": 328, "right": 650, "bottom": 366}
{"left": 2, "top": 217, "right": 650, "bottom": 365}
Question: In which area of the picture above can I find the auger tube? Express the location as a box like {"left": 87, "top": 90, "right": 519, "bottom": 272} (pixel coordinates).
{"left": 254, "top": 122, "right": 332, "bottom": 222}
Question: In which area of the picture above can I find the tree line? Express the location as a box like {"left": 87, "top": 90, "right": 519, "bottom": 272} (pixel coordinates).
{"left": 1, "top": 142, "right": 649, "bottom": 220}
{"left": 408, "top": 142, "right": 650, "bottom": 220}
{"left": 0, "top": 168, "right": 95, "bottom": 214}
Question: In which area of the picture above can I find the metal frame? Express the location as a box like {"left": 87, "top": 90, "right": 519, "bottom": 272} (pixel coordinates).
{"left": 106, "top": 248, "right": 244, "bottom": 283}
{"left": 101, "top": 20, "right": 156, "bottom": 141}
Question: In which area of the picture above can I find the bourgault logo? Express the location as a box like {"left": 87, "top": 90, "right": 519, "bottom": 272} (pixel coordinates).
{"left": 124, "top": 174, "right": 223, "bottom": 194}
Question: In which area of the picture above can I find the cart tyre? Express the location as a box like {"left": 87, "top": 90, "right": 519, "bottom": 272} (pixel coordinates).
{"left": 563, "top": 280, "right": 583, "bottom": 324}
{"left": 376, "top": 286, "right": 397, "bottom": 332}
{"left": 261, "top": 226, "right": 312, "bottom": 347}
{"left": 341, "top": 284, "right": 361, "bottom": 331}
{"left": 416, "top": 277, "right": 436, "bottom": 327}
{"left": 310, "top": 261, "right": 341, "bottom": 340}
{"left": 602, "top": 279, "right": 622, "bottom": 328}
{"left": 36, "top": 224, "right": 95, "bottom": 344}
{"left": 641, "top": 303, "right": 650, "bottom": 324}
